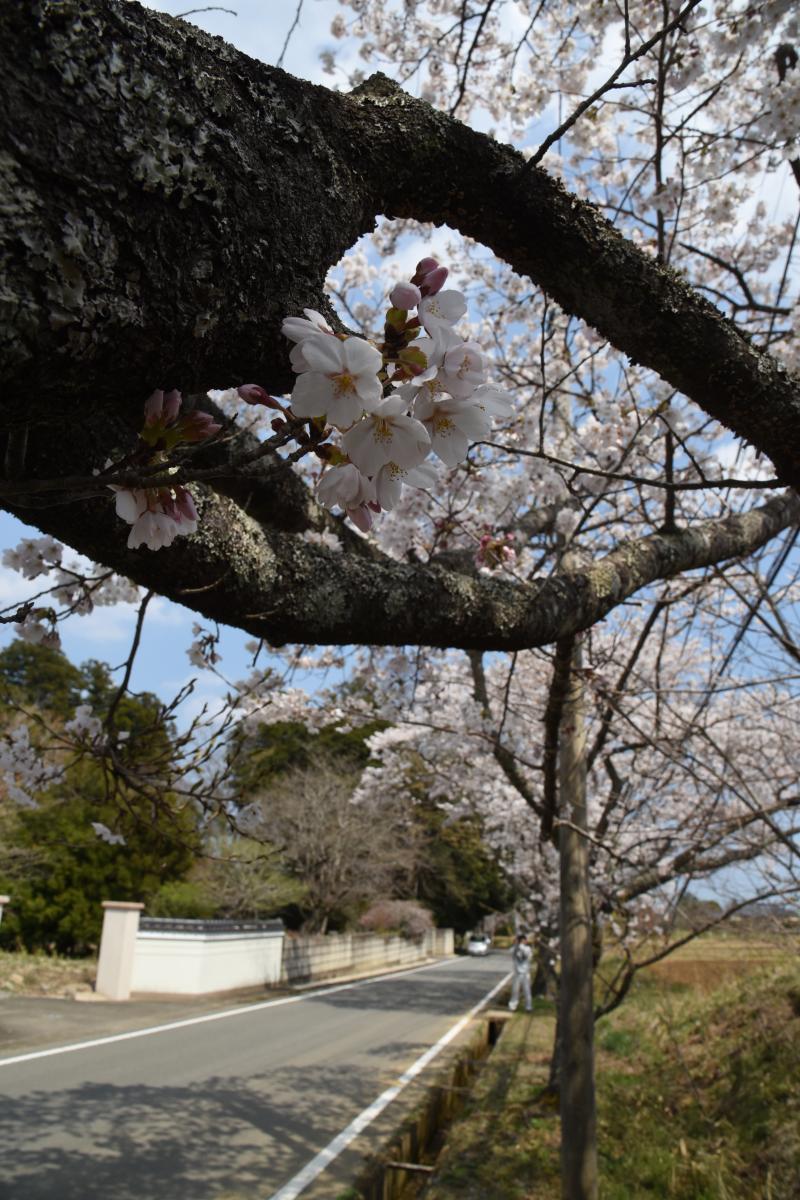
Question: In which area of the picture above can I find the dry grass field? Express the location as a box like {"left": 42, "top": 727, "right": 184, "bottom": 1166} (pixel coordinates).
{"left": 0, "top": 950, "right": 96, "bottom": 998}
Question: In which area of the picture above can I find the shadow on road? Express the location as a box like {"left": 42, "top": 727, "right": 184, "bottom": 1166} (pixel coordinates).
{"left": 311, "top": 963, "right": 502, "bottom": 1017}
{"left": 0, "top": 1062, "right": 381, "bottom": 1200}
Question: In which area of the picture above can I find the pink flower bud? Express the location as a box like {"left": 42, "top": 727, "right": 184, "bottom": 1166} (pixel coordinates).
{"left": 420, "top": 266, "right": 448, "bottom": 296}
{"left": 163, "top": 389, "right": 182, "bottom": 423}
{"left": 144, "top": 389, "right": 164, "bottom": 424}
{"left": 178, "top": 411, "right": 222, "bottom": 443}
{"left": 347, "top": 503, "right": 375, "bottom": 533}
{"left": 414, "top": 257, "right": 439, "bottom": 278}
{"left": 174, "top": 486, "right": 198, "bottom": 522}
{"left": 237, "top": 383, "right": 280, "bottom": 408}
{"left": 389, "top": 281, "right": 422, "bottom": 310}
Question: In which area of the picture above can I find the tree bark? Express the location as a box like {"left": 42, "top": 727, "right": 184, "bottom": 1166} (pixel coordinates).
{"left": 4, "top": 482, "right": 797, "bottom": 651}
{"left": 558, "top": 635, "right": 598, "bottom": 1200}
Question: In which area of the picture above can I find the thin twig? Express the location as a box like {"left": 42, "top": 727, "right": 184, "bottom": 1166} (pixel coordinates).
{"left": 175, "top": 7, "right": 237, "bottom": 18}
{"left": 277, "top": 0, "right": 304, "bottom": 70}
{"left": 105, "top": 590, "right": 155, "bottom": 730}
{"left": 475, "top": 441, "right": 781, "bottom": 492}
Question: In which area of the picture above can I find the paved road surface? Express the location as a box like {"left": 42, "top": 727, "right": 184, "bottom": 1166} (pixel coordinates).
{"left": 0, "top": 956, "right": 509, "bottom": 1200}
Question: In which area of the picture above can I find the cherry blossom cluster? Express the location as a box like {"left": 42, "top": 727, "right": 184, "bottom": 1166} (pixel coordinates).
{"left": 756, "top": 50, "right": 800, "bottom": 160}
{"left": 281, "top": 257, "right": 510, "bottom": 531}
{"left": 112, "top": 389, "right": 221, "bottom": 551}
{"left": 0, "top": 725, "right": 64, "bottom": 809}
{"left": 187, "top": 622, "right": 222, "bottom": 670}
{"left": 64, "top": 704, "right": 105, "bottom": 744}
{"left": 2, "top": 536, "right": 141, "bottom": 650}
{"left": 91, "top": 822, "right": 127, "bottom": 846}
{"left": 2, "top": 535, "right": 64, "bottom": 580}
{"left": 475, "top": 530, "right": 516, "bottom": 572}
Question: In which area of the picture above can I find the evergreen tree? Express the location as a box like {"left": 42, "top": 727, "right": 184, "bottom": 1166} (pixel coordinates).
{"left": 0, "top": 641, "right": 83, "bottom": 719}
{"left": 412, "top": 803, "right": 515, "bottom": 934}
{"left": 0, "top": 641, "right": 198, "bottom": 954}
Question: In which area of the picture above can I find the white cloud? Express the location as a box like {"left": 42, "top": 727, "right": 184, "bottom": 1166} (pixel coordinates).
{"left": 61, "top": 603, "right": 141, "bottom": 644}
{"left": 147, "top": 596, "right": 191, "bottom": 628}
{"left": 0, "top": 564, "right": 41, "bottom": 609}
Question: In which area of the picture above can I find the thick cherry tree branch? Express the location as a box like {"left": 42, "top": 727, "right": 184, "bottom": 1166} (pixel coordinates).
{"left": 7, "top": 485, "right": 797, "bottom": 652}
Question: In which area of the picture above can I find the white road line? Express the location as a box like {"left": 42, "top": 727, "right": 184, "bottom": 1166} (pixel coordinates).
{"left": 0, "top": 957, "right": 465, "bottom": 1068}
{"left": 266, "top": 972, "right": 512, "bottom": 1200}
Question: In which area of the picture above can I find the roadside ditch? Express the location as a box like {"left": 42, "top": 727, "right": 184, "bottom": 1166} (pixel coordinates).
{"left": 345, "top": 1005, "right": 512, "bottom": 1200}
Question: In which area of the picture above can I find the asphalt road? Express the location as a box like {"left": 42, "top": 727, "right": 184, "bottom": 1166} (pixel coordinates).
{"left": 0, "top": 955, "right": 509, "bottom": 1200}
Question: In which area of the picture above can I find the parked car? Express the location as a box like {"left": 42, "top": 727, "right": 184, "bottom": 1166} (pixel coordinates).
{"left": 465, "top": 932, "right": 492, "bottom": 956}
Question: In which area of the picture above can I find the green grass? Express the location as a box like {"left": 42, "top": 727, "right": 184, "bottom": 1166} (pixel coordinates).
{"left": 424, "top": 940, "right": 800, "bottom": 1199}
{"left": 596, "top": 962, "right": 800, "bottom": 1199}
{"left": 423, "top": 1008, "right": 560, "bottom": 1199}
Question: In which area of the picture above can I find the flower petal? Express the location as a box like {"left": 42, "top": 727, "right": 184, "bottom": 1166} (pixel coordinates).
{"left": 301, "top": 336, "right": 346, "bottom": 374}
{"left": 343, "top": 418, "right": 390, "bottom": 475}
{"left": 341, "top": 336, "right": 383, "bottom": 375}
{"left": 327, "top": 387, "right": 365, "bottom": 431}
{"left": 290, "top": 372, "right": 337, "bottom": 417}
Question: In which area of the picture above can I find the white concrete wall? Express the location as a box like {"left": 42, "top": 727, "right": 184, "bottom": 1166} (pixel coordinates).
{"left": 130, "top": 929, "right": 284, "bottom": 996}
{"left": 96, "top": 905, "right": 455, "bottom": 998}
{"left": 280, "top": 929, "right": 454, "bottom": 984}
{"left": 425, "top": 928, "right": 455, "bottom": 957}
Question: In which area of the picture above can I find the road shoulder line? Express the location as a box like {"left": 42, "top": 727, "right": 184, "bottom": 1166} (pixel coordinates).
{"left": 266, "top": 971, "right": 511, "bottom": 1200}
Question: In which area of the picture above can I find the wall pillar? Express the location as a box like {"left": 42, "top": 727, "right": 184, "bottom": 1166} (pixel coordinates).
{"left": 95, "top": 901, "right": 144, "bottom": 1000}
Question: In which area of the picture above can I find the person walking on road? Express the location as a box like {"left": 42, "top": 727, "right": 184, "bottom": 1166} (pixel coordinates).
{"left": 508, "top": 933, "right": 533, "bottom": 1012}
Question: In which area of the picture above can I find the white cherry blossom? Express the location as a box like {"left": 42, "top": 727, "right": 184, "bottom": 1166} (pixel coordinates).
{"left": 316, "top": 462, "right": 375, "bottom": 513}
{"left": 290, "top": 335, "right": 383, "bottom": 429}
{"left": 113, "top": 486, "right": 199, "bottom": 551}
{"left": 281, "top": 308, "right": 337, "bottom": 371}
{"left": 374, "top": 458, "right": 439, "bottom": 511}
{"left": 409, "top": 326, "right": 459, "bottom": 382}
{"left": 281, "top": 308, "right": 335, "bottom": 344}
{"left": 438, "top": 341, "right": 487, "bottom": 399}
{"left": 15, "top": 615, "right": 61, "bottom": 649}
{"left": 468, "top": 383, "right": 512, "bottom": 418}
{"left": 413, "top": 391, "right": 494, "bottom": 466}
{"left": 91, "top": 822, "right": 127, "bottom": 846}
{"left": 301, "top": 529, "right": 343, "bottom": 553}
{"left": 3, "top": 536, "right": 63, "bottom": 580}
{"left": 418, "top": 289, "right": 467, "bottom": 335}
{"left": 342, "top": 394, "right": 431, "bottom": 475}
{"left": 65, "top": 705, "right": 104, "bottom": 742}
{"left": 0, "top": 724, "right": 64, "bottom": 809}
